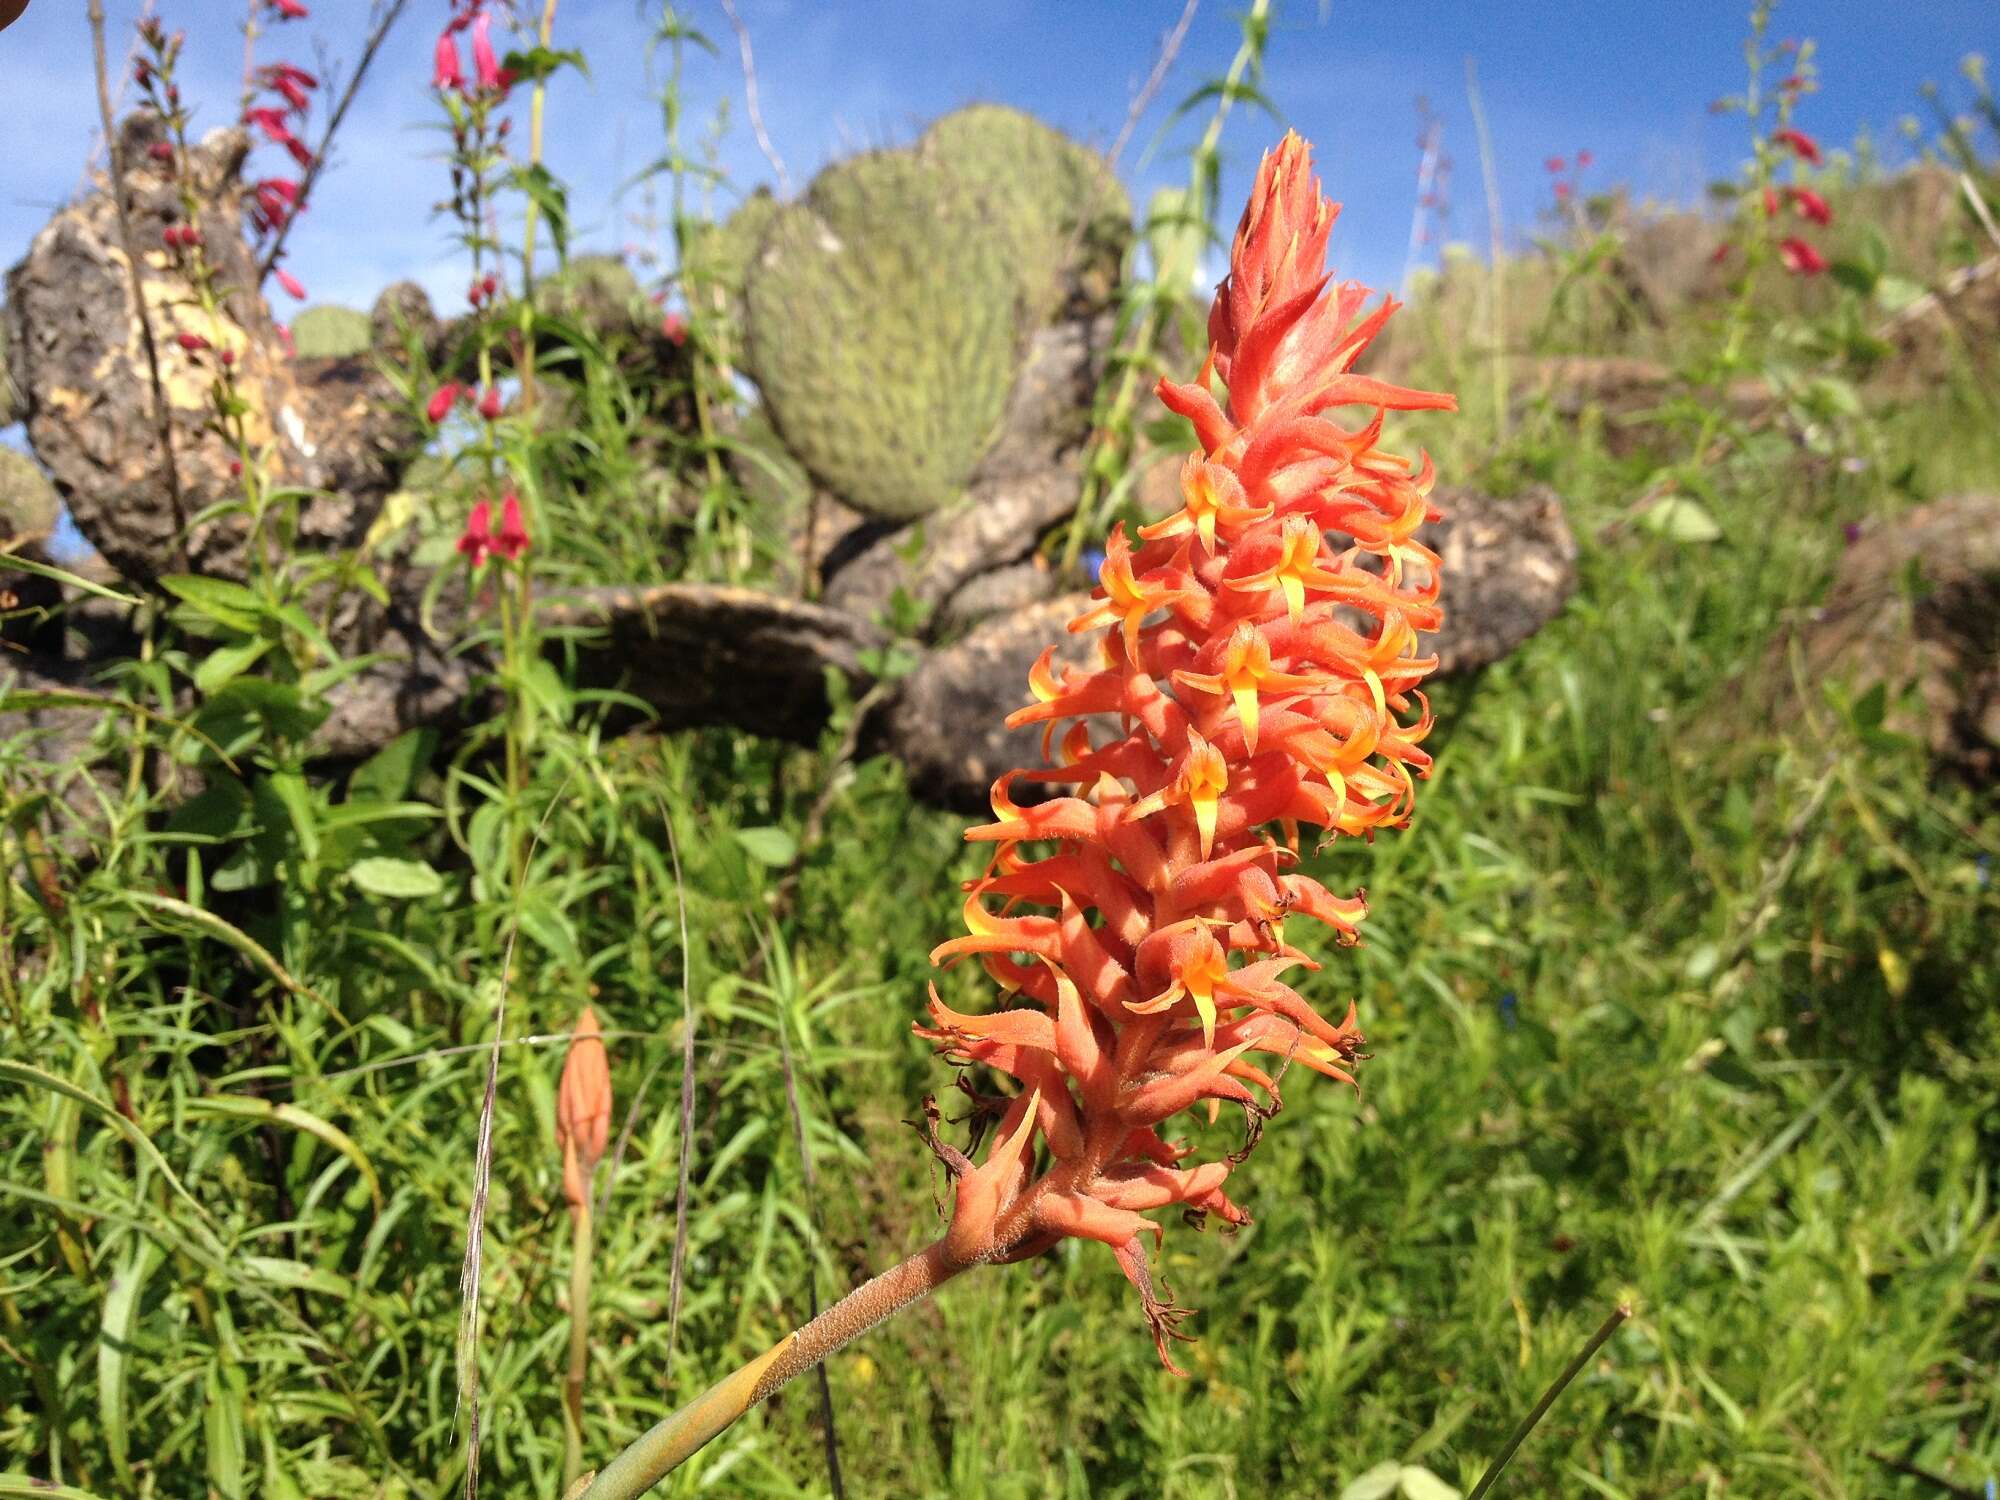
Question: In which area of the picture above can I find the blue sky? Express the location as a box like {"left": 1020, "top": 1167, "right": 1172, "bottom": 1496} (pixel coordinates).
{"left": 1, "top": 1, "right": 1991, "bottom": 335}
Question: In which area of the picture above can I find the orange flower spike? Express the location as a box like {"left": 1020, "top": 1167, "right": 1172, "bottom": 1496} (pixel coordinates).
{"left": 1224, "top": 514, "right": 1346, "bottom": 624}
{"left": 910, "top": 131, "right": 1451, "bottom": 1372}
{"left": 556, "top": 1006, "right": 612, "bottom": 1215}
{"left": 1139, "top": 456, "right": 1272, "bottom": 555}
{"left": 1069, "top": 524, "right": 1187, "bottom": 664}
{"left": 1174, "top": 620, "right": 1331, "bottom": 754}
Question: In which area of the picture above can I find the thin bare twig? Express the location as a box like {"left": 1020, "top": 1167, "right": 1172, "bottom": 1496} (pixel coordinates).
{"left": 87, "top": 0, "right": 189, "bottom": 568}
{"left": 718, "top": 0, "right": 790, "bottom": 196}
{"left": 660, "top": 804, "right": 698, "bottom": 1386}
{"left": 255, "top": 0, "right": 414, "bottom": 281}
{"left": 1052, "top": 0, "right": 1198, "bottom": 284}
{"left": 1106, "top": 0, "right": 1199, "bottom": 176}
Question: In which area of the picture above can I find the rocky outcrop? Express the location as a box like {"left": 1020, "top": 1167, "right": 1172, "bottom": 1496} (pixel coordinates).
{"left": 2, "top": 113, "right": 417, "bottom": 584}
{"left": 1784, "top": 493, "right": 2000, "bottom": 780}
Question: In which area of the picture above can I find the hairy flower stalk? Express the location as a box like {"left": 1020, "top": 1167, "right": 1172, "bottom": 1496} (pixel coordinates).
{"left": 578, "top": 131, "right": 1453, "bottom": 1496}
{"left": 558, "top": 1007, "right": 612, "bottom": 1491}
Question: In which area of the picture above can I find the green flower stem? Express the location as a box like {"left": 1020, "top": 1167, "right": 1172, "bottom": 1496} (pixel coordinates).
{"left": 579, "top": 1239, "right": 967, "bottom": 1499}
{"left": 562, "top": 1198, "right": 594, "bottom": 1492}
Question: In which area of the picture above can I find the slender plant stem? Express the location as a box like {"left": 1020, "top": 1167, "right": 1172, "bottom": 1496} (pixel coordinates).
{"left": 1464, "top": 1302, "right": 1630, "bottom": 1500}
{"left": 718, "top": 0, "right": 790, "bottom": 196}
{"left": 562, "top": 1198, "right": 595, "bottom": 1491}
{"left": 255, "top": 0, "right": 414, "bottom": 281}
{"left": 580, "top": 1241, "right": 969, "bottom": 1499}
{"left": 87, "top": 0, "right": 190, "bottom": 568}
{"left": 660, "top": 808, "right": 697, "bottom": 1387}
{"left": 1059, "top": 0, "right": 1265, "bottom": 571}
{"left": 774, "top": 998, "right": 845, "bottom": 1499}
{"left": 517, "top": 0, "right": 560, "bottom": 416}
{"left": 1462, "top": 54, "right": 1507, "bottom": 446}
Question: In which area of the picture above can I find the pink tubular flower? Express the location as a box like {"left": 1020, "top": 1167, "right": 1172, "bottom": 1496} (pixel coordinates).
{"left": 147, "top": 141, "right": 174, "bottom": 163}
{"left": 274, "top": 267, "right": 307, "bottom": 299}
{"left": 174, "top": 332, "right": 210, "bottom": 353}
{"left": 244, "top": 106, "right": 292, "bottom": 142}
{"left": 1544, "top": 155, "right": 1565, "bottom": 173}
{"left": 1762, "top": 186, "right": 1780, "bottom": 219}
{"left": 470, "top": 11, "right": 512, "bottom": 95}
{"left": 426, "top": 382, "right": 465, "bottom": 423}
{"left": 1788, "top": 185, "right": 1833, "bottom": 226}
{"left": 477, "top": 385, "right": 503, "bottom": 420}
{"left": 494, "top": 491, "right": 530, "bottom": 561}
{"left": 1779, "top": 236, "right": 1828, "bottom": 276}
{"left": 1773, "top": 126, "right": 1822, "bottom": 164}
{"left": 1575, "top": 148, "right": 1593, "bottom": 168}
{"left": 269, "top": 0, "right": 309, "bottom": 17}
{"left": 661, "top": 311, "right": 687, "bottom": 345}
{"left": 263, "top": 62, "right": 318, "bottom": 113}
{"left": 433, "top": 30, "right": 464, "bottom": 91}
{"left": 457, "top": 497, "right": 493, "bottom": 567}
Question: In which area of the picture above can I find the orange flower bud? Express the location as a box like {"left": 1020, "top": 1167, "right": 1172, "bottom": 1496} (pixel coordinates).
{"left": 556, "top": 1006, "right": 611, "bottom": 1213}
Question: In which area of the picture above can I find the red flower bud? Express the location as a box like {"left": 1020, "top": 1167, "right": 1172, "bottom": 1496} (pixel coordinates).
{"left": 471, "top": 10, "right": 508, "bottom": 95}
{"left": 274, "top": 267, "right": 307, "bottom": 300}
{"left": 174, "top": 332, "right": 210, "bottom": 352}
{"left": 477, "top": 385, "right": 503, "bottom": 420}
{"left": 147, "top": 141, "right": 175, "bottom": 163}
{"left": 456, "top": 497, "right": 493, "bottom": 567}
{"left": 494, "top": 490, "right": 530, "bottom": 561}
{"left": 1773, "top": 126, "right": 1822, "bottom": 165}
{"left": 433, "top": 31, "right": 464, "bottom": 92}
{"left": 1787, "top": 185, "right": 1832, "bottom": 226}
{"left": 661, "top": 311, "right": 687, "bottom": 346}
{"left": 426, "top": 382, "right": 465, "bottom": 423}
{"left": 1779, "top": 236, "right": 1828, "bottom": 276}
{"left": 269, "top": 0, "right": 309, "bottom": 18}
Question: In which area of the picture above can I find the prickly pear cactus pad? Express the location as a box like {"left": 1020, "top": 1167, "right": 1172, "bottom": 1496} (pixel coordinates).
{"left": 745, "top": 151, "right": 1018, "bottom": 523}
{"left": 290, "top": 304, "right": 374, "bottom": 359}
{"left": 919, "top": 104, "right": 1132, "bottom": 326}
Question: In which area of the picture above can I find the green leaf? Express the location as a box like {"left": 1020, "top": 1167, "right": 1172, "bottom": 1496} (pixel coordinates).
{"left": 181, "top": 1095, "right": 384, "bottom": 1216}
{"left": 511, "top": 163, "right": 570, "bottom": 261}
{"left": 1872, "top": 273, "right": 1926, "bottom": 314}
{"left": 733, "top": 826, "right": 798, "bottom": 867}
{"left": 348, "top": 856, "right": 445, "bottom": 900}
{"left": 1638, "top": 497, "right": 1722, "bottom": 544}
{"left": 192, "top": 637, "right": 275, "bottom": 695}
{"left": 1828, "top": 258, "right": 1877, "bottom": 295}
{"left": 0, "top": 548, "right": 144, "bottom": 605}
{"left": 500, "top": 44, "right": 588, "bottom": 84}
{"left": 160, "top": 574, "right": 266, "bottom": 632}
{"left": 1398, "top": 1466, "right": 1462, "bottom": 1500}
{"left": 164, "top": 776, "right": 251, "bottom": 841}
{"left": 121, "top": 891, "right": 336, "bottom": 1018}
{"left": 99, "top": 1237, "right": 162, "bottom": 1480}
{"left": 1339, "top": 1462, "right": 1407, "bottom": 1500}
{"left": 348, "top": 728, "right": 436, "bottom": 805}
